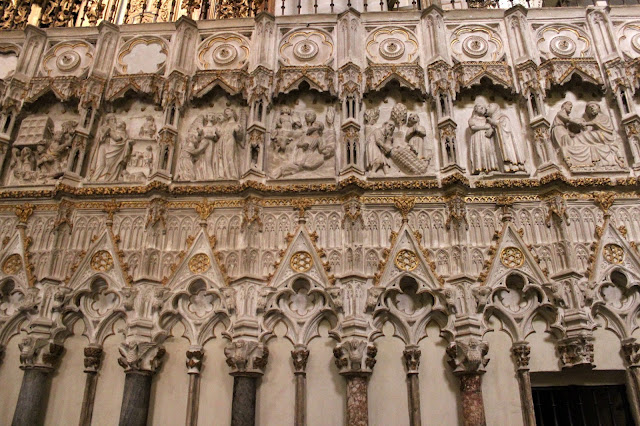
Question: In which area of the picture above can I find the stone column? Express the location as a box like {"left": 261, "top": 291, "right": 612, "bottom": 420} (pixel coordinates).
{"left": 79, "top": 345, "right": 103, "bottom": 426}
{"left": 292, "top": 345, "right": 310, "bottom": 426}
{"left": 117, "top": 341, "right": 165, "bottom": 426}
{"left": 185, "top": 347, "right": 204, "bottom": 426}
{"left": 622, "top": 338, "right": 640, "bottom": 426}
{"left": 12, "top": 339, "right": 63, "bottom": 426}
{"left": 511, "top": 342, "right": 535, "bottom": 426}
{"left": 224, "top": 340, "right": 269, "bottom": 426}
{"left": 446, "top": 338, "right": 489, "bottom": 426}
{"left": 403, "top": 346, "right": 421, "bottom": 426}
{"left": 333, "top": 339, "right": 377, "bottom": 426}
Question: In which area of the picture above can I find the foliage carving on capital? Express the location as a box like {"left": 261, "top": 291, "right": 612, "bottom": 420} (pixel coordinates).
{"left": 622, "top": 338, "right": 640, "bottom": 368}
{"left": 511, "top": 341, "right": 530, "bottom": 370}
{"left": 446, "top": 338, "right": 489, "bottom": 374}
{"left": 291, "top": 345, "right": 310, "bottom": 373}
{"left": 557, "top": 334, "right": 594, "bottom": 368}
{"left": 224, "top": 340, "right": 269, "bottom": 375}
{"left": 186, "top": 347, "right": 204, "bottom": 374}
{"left": 18, "top": 337, "right": 63, "bottom": 370}
{"left": 84, "top": 345, "right": 103, "bottom": 373}
{"left": 333, "top": 339, "right": 377, "bottom": 375}
{"left": 118, "top": 340, "right": 165, "bottom": 373}
{"left": 403, "top": 346, "right": 421, "bottom": 374}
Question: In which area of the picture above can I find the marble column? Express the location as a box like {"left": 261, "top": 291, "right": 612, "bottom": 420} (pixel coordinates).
{"left": 622, "top": 339, "right": 640, "bottom": 425}
{"left": 79, "top": 345, "right": 103, "bottom": 426}
{"left": 345, "top": 375, "right": 369, "bottom": 426}
{"left": 446, "top": 338, "right": 489, "bottom": 426}
{"left": 511, "top": 342, "right": 535, "bottom": 426}
{"left": 12, "top": 340, "right": 63, "bottom": 426}
{"left": 185, "top": 347, "right": 204, "bottom": 426}
{"left": 403, "top": 346, "right": 421, "bottom": 426}
{"left": 117, "top": 341, "right": 165, "bottom": 426}
{"left": 225, "top": 340, "right": 269, "bottom": 426}
{"left": 292, "top": 345, "right": 310, "bottom": 426}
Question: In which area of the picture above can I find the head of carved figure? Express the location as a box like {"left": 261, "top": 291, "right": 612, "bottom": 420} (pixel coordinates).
{"left": 186, "top": 133, "right": 199, "bottom": 147}
{"left": 473, "top": 104, "right": 487, "bottom": 116}
{"left": 364, "top": 108, "right": 380, "bottom": 125}
{"left": 145, "top": 115, "right": 154, "bottom": 123}
{"left": 561, "top": 101, "right": 573, "bottom": 113}
{"left": 215, "top": 113, "right": 224, "bottom": 124}
{"left": 383, "top": 121, "right": 396, "bottom": 137}
{"left": 407, "top": 113, "right": 419, "bottom": 126}
{"left": 586, "top": 102, "right": 600, "bottom": 118}
{"left": 305, "top": 111, "right": 316, "bottom": 125}
{"left": 281, "top": 106, "right": 292, "bottom": 116}
{"left": 487, "top": 103, "right": 499, "bottom": 116}
{"left": 224, "top": 108, "right": 237, "bottom": 121}
{"left": 117, "top": 121, "right": 126, "bottom": 131}
{"left": 62, "top": 120, "right": 78, "bottom": 133}
{"left": 21, "top": 147, "right": 32, "bottom": 158}
{"left": 105, "top": 115, "right": 117, "bottom": 126}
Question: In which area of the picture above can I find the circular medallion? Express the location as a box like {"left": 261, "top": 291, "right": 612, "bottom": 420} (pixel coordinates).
{"left": 395, "top": 249, "right": 419, "bottom": 272}
{"left": 631, "top": 33, "right": 640, "bottom": 54}
{"left": 290, "top": 251, "right": 313, "bottom": 273}
{"left": 56, "top": 50, "right": 81, "bottom": 72}
{"left": 603, "top": 244, "right": 624, "bottom": 264}
{"left": 189, "top": 253, "right": 211, "bottom": 274}
{"left": 2, "top": 254, "right": 21, "bottom": 275}
{"left": 462, "top": 36, "right": 489, "bottom": 58}
{"left": 293, "top": 39, "right": 319, "bottom": 61}
{"left": 549, "top": 35, "right": 577, "bottom": 58}
{"left": 212, "top": 43, "right": 238, "bottom": 65}
{"left": 500, "top": 247, "right": 525, "bottom": 269}
{"left": 90, "top": 250, "right": 113, "bottom": 272}
{"left": 379, "top": 38, "right": 405, "bottom": 60}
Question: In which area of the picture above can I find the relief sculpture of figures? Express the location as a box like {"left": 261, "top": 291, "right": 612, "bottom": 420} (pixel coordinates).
{"left": 469, "top": 103, "right": 499, "bottom": 175}
{"left": 89, "top": 115, "right": 131, "bottom": 182}
{"left": 217, "top": 108, "right": 246, "bottom": 179}
{"left": 486, "top": 103, "right": 525, "bottom": 172}
{"left": 552, "top": 101, "right": 625, "bottom": 171}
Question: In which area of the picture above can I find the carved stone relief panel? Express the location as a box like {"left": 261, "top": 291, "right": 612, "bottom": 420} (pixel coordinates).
{"left": 535, "top": 24, "right": 592, "bottom": 60}
{"left": 116, "top": 36, "right": 168, "bottom": 75}
{"left": 0, "top": 43, "right": 19, "bottom": 80}
{"left": 87, "top": 100, "right": 162, "bottom": 183}
{"left": 279, "top": 29, "right": 334, "bottom": 67}
{"left": 6, "top": 102, "right": 80, "bottom": 186}
{"left": 365, "top": 26, "right": 419, "bottom": 64}
{"left": 267, "top": 92, "right": 337, "bottom": 180}
{"left": 449, "top": 24, "right": 504, "bottom": 62}
{"left": 197, "top": 33, "right": 250, "bottom": 70}
{"left": 177, "top": 92, "right": 248, "bottom": 181}
{"left": 363, "top": 92, "right": 435, "bottom": 177}
{"left": 617, "top": 22, "right": 640, "bottom": 59}
{"left": 546, "top": 90, "right": 627, "bottom": 173}
{"left": 41, "top": 41, "right": 94, "bottom": 77}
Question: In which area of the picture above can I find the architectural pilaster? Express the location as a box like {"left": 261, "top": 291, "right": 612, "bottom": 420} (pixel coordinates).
{"left": 511, "top": 342, "right": 535, "bottom": 426}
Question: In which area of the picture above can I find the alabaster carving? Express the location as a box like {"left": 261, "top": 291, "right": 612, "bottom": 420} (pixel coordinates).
{"left": 552, "top": 101, "right": 625, "bottom": 171}
{"left": 89, "top": 115, "right": 133, "bottom": 182}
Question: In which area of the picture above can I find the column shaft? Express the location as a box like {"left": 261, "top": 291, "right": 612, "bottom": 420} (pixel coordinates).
{"left": 186, "top": 373, "right": 201, "bottom": 426}
{"left": 294, "top": 373, "right": 306, "bottom": 426}
{"left": 458, "top": 373, "right": 486, "bottom": 426}
{"left": 12, "top": 368, "right": 51, "bottom": 426}
{"left": 345, "top": 375, "right": 368, "bottom": 426}
{"left": 516, "top": 370, "right": 535, "bottom": 426}
{"left": 407, "top": 373, "right": 421, "bottom": 426}
{"left": 626, "top": 367, "right": 640, "bottom": 426}
{"left": 231, "top": 376, "right": 257, "bottom": 426}
{"left": 118, "top": 371, "right": 153, "bottom": 426}
{"left": 78, "top": 372, "right": 99, "bottom": 426}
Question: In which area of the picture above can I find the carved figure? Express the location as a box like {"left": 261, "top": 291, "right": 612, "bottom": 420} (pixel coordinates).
{"left": 11, "top": 147, "right": 36, "bottom": 181}
{"left": 271, "top": 106, "right": 302, "bottom": 153}
{"left": 90, "top": 115, "right": 131, "bottom": 182}
{"left": 138, "top": 116, "right": 157, "bottom": 138}
{"left": 363, "top": 107, "right": 380, "bottom": 143}
{"left": 366, "top": 121, "right": 395, "bottom": 174}
{"left": 486, "top": 103, "right": 525, "bottom": 172}
{"left": 469, "top": 103, "right": 499, "bottom": 174}
{"left": 36, "top": 120, "right": 78, "bottom": 177}
{"left": 406, "top": 113, "right": 427, "bottom": 158}
{"left": 176, "top": 133, "right": 209, "bottom": 181}
{"left": 217, "top": 108, "right": 245, "bottom": 179}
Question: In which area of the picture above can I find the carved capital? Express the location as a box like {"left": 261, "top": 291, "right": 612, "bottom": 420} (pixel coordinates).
{"left": 186, "top": 347, "right": 204, "bottom": 374}
{"left": 333, "top": 339, "right": 377, "bottom": 375}
{"left": 446, "top": 338, "right": 489, "bottom": 375}
{"left": 224, "top": 340, "right": 269, "bottom": 376}
{"left": 291, "top": 346, "right": 310, "bottom": 374}
{"left": 511, "top": 342, "right": 530, "bottom": 371}
{"left": 403, "top": 346, "right": 421, "bottom": 374}
{"left": 557, "top": 335, "right": 594, "bottom": 369}
{"left": 622, "top": 338, "right": 640, "bottom": 368}
{"left": 83, "top": 345, "right": 103, "bottom": 373}
{"left": 19, "top": 337, "right": 63, "bottom": 371}
{"left": 117, "top": 340, "right": 165, "bottom": 374}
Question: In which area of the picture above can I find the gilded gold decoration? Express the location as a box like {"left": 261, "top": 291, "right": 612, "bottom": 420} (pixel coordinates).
{"left": 394, "top": 195, "right": 416, "bottom": 221}
{"left": 394, "top": 249, "right": 419, "bottom": 272}
{"left": 603, "top": 244, "right": 624, "bottom": 264}
{"left": 290, "top": 251, "right": 313, "bottom": 273}
{"left": 90, "top": 250, "right": 114, "bottom": 272}
{"left": 2, "top": 254, "right": 22, "bottom": 275}
{"left": 500, "top": 247, "right": 525, "bottom": 269}
{"left": 188, "top": 253, "right": 211, "bottom": 274}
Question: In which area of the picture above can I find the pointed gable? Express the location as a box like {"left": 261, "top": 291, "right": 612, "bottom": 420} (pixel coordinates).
{"left": 270, "top": 226, "right": 330, "bottom": 288}
{"left": 590, "top": 222, "right": 640, "bottom": 284}
{"left": 375, "top": 222, "right": 442, "bottom": 290}
{"left": 480, "top": 222, "right": 548, "bottom": 287}
{"left": 0, "top": 233, "right": 31, "bottom": 287}
{"left": 66, "top": 230, "right": 130, "bottom": 291}
{"left": 164, "top": 229, "right": 227, "bottom": 290}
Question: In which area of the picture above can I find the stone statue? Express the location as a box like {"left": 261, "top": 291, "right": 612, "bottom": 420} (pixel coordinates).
{"left": 10, "top": 147, "right": 36, "bottom": 182}
{"left": 36, "top": 120, "right": 78, "bottom": 177}
{"left": 138, "top": 115, "right": 157, "bottom": 138}
{"left": 90, "top": 115, "right": 131, "bottom": 182}
{"left": 468, "top": 103, "right": 499, "bottom": 174}
{"left": 176, "top": 133, "right": 209, "bottom": 181}
{"left": 271, "top": 106, "right": 302, "bottom": 153}
{"left": 552, "top": 101, "right": 625, "bottom": 170}
{"left": 217, "top": 108, "right": 245, "bottom": 179}
{"left": 406, "top": 113, "right": 426, "bottom": 158}
{"left": 366, "top": 121, "right": 395, "bottom": 174}
{"left": 486, "top": 103, "right": 525, "bottom": 172}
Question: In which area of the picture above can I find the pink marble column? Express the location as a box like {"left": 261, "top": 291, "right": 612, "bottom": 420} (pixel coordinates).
{"left": 334, "top": 339, "right": 377, "bottom": 426}
{"left": 346, "top": 375, "right": 369, "bottom": 426}
{"left": 458, "top": 374, "right": 486, "bottom": 426}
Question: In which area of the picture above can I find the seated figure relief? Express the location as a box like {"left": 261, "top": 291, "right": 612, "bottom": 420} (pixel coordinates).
{"left": 176, "top": 107, "right": 246, "bottom": 181}
{"left": 365, "top": 103, "right": 430, "bottom": 176}
{"left": 9, "top": 115, "right": 78, "bottom": 185}
{"left": 551, "top": 101, "right": 625, "bottom": 171}
{"left": 268, "top": 106, "right": 336, "bottom": 179}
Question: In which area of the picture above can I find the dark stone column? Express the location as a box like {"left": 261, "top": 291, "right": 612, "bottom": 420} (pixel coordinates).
{"left": 12, "top": 341, "right": 63, "bottom": 426}
{"left": 622, "top": 339, "right": 640, "bottom": 426}
{"left": 292, "top": 346, "right": 309, "bottom": 426}
{"left": 185, "top": 347, "right": 204, "bottom": 426}
{"left": 403, "top": 346, "right": 421, "bottom": 426}
{"left": 79, "top": 346, "right": 103, "bottom": 426}
{"left": 118, "top": 371, "right": 153, "bottom": 426}
{"left": 231, "top": 376, "right": 257, "bottom": 426}
{"left": 512, "top": 342, "right": 535, "bottom": 426}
